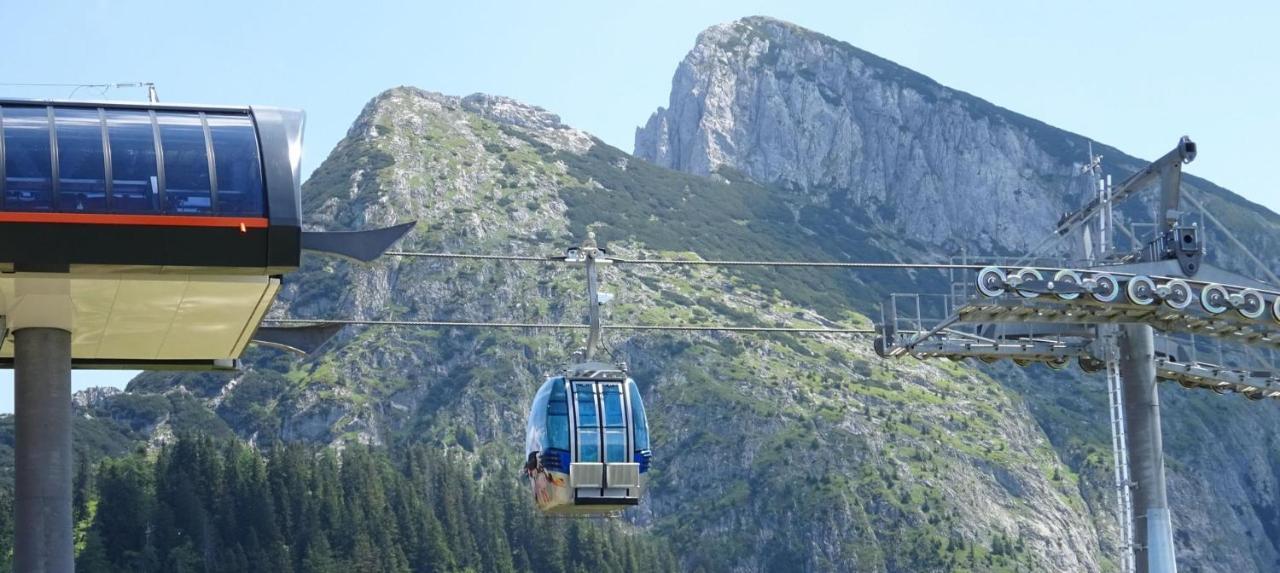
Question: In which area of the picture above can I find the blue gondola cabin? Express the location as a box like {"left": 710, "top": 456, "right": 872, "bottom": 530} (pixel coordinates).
{"left": 524, "top": 362, "right": 652, "bottom": 515}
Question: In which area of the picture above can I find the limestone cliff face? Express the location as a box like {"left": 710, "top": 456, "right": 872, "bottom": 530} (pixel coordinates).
{"left": 635, "top": 17, "right": 1087, "bottom": 255}
{"left": 636, "top": 16, "right": 1280, "bottom": 572}
{"left": 635, "top": 16, "right": 1280, "bottom": 265}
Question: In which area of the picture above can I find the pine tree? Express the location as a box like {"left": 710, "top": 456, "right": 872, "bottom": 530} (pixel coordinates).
{"left": 77, "top": 529, "right": 112, "bottom": 573}
{"left": 301, "top": 532, "right": 339, "bottom": 573}
{"left": 92, "top": 453, "right": 154, "bottom": 569}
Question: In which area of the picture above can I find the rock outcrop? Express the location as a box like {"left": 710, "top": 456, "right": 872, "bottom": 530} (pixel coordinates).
{"left": 635, "top": 16, "right": 1280, "bottom": 267}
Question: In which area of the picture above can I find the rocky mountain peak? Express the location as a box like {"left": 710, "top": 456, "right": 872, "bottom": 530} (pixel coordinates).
{"left": 460, "top": 93, "right": 595, "bottom": 153}
{"left": 344, "top": 87, "right": 591, "bottom": 153}
{"left": 72, "top": 386, "right": 122, "bottom": 412}
{"left": 636, "top": 17, "right": 1099, "bottom": 254}
{"left": 636, "top": 17, "right": 1280, "bottom": 264}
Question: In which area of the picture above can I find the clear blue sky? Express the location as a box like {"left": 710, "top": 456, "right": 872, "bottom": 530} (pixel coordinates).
{"left": 0, "top": 0, "right": 1276, "bottom": 411}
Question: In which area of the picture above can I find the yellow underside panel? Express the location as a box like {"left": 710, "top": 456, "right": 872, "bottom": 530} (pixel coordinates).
{"left": 0, "top": 273, "right": 280, "bottom": 361}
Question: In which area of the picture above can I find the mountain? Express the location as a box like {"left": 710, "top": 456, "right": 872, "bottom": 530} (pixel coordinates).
{"left": 634, "top": 16, "right": 1280, "bottom": 273}
{"left": 19, "top": 16, "right": 1280, "bottom": 573}
{"left": 49, "top": 86, "right": 1109, "bottom": 572}
{"left": 635, "top": 15, "right": 1280, "bottom": 571}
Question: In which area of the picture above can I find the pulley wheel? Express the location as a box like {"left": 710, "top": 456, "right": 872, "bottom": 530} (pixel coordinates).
{"left": 1161, "top": 279, "right": 1193, "bottom": 310}
{"left": 1200, "top": 284, "right": 1229, "bottom": 315}
{"left": 1052, "top": 269, "right": 1082, "bottom": 301}
{"left": 873, "top": 336, "right": 890, "bottom": 358}
{"left": 1125, "top": 275, "right": 1157, "bottom": 306}
{"left": 1236, "top": 288, "right": 1266, "bottom": 319}
{"left": 976, "top": 266, "right": 1007, "bottom": 298}
{"left": 1078, "top": 356, "right": 1104, "bottom": 373}
{"left": 1014, "top": 268, "right": 1044, "bottom": 298}
{"left": 1012, "top": 358, "right": 1034, "bottom": 367}
{"left": 1044, "top": 356, "right": 1070, "bottom": 370}
{"left": 1089, "top": 273, "right": 1121, "bottom": 303}
{"left": 978, "top": 355, "right": 1000, "bottom": 364}
{"left": 1273, "top": 296, "right": 1280, "bottom": 323}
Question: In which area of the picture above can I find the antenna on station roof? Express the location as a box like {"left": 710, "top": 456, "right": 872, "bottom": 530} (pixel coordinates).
{"left": 0, "top": 81, "right": 157, "bottom": 101}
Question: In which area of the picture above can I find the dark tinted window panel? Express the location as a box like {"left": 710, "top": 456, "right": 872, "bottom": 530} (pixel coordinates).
{"left": 2, "top": 106, "right": 54, "bottom": 211}
{"left": 578, "top": 429, "right": 600, "bottom": 462}
{"left": 55, "top": 108, "right": 107, "bottom": 212}
{"left": 605, "top": 429, "right": 627, "bottom": 462}
{"left": 602, "top": 386, "right": 624, "bottom": 427}
{"left": 105, "top": 109, "right": 159, "bottom": 213}
{"left": 548, "top": 414, "right": 569, "bottom": 450}
{"left": 206, "top": 113, "right": 263, "bottom": 216}
{"left": 156, "top": 113, "right": 212, "bottom": 214}
{"left": 575, "top": 384, "right": 598, "bottom": 428}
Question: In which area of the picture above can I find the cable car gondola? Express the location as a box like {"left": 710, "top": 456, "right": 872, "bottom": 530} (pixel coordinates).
{"left": 524, "top": 361, "right": 651, "bottom": 515}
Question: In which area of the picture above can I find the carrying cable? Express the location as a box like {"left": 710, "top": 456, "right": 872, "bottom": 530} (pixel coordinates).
{"left": 389, "top": 249, "right": 989, "bottom": 270}
{"left": 261, "top": 318, "right": 875, "bottom": 335}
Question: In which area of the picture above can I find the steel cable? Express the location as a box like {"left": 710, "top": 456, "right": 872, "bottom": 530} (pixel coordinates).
{"left": 262, "top": 318, "right": 875, "bottom": 335}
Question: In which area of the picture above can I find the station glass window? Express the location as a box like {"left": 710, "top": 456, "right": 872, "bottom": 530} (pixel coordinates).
{"left": 2, "top": 106, "right": 54, "bottom": 211}
{"left": 156, "top": 112, "right": 212, "bottom": 214}
{"left": 207, "top": 113, "right": 264, "bottom": 216}
{"left": 105, "top": 109, "right": 159, "bottom": 212}
{"left": 55, "top": 108, "right": 107, "bottom": 212}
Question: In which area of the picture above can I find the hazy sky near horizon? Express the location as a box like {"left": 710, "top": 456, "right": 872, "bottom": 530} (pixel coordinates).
{"left": 0, "top": 0, "right": 1276, "bottom": 411}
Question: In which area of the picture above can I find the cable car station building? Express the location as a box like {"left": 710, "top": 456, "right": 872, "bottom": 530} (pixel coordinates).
{"left": 1, "top": 98, "right": 306, "bottom": 572}
{"left": 0, "top": 99, "right": 305, "bottom": 369}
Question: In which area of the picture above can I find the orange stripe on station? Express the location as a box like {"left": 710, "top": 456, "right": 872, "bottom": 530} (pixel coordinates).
{"left": 0, "top": 212, "right": 269, "bottom": 229}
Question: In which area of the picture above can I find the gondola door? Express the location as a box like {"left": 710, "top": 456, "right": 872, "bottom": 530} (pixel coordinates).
{"left": 568, "top": 378, "right": 640, "bottom": 506}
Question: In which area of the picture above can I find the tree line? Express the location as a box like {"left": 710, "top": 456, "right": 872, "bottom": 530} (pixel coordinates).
{"left": 0, "top": 437, "right": 676, "bottom": 572}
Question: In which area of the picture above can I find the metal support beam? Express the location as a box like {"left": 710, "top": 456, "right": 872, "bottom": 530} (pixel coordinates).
{"left": 14, "top": 327, "right": 74, "bottom": 573}
{"left": 1119, "top": 324, "right": 1177, "bottom": 573}
{"left": 585, "top": 254, "right": 601, "bottom": 361}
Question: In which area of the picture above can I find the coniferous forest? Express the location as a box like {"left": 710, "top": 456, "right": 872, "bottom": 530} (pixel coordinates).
{"left": 0, "top": 438, "right": 676, "bottom": 572}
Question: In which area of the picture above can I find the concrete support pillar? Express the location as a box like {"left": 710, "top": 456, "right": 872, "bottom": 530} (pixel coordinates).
{"left": 1118, "top": 324, "right": 1177, "bottom": 573}
{"left": 13, "top": 327, "right": 74, "bottom": 573}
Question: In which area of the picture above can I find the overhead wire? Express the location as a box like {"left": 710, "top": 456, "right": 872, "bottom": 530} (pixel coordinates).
{"left": 262, "top": 318, "right": 876, "bottom": 335}
{"left": 389, "top": 250, "right": 990, "bottom": 270}
{"left": 0, "top": 82, "right": 120, "bottom": 88}
{"left": 385, "top": 251, "right": 554, "bottom": 262}
{"left": 609, "top": 257, "right": 978, "bottom": 270}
